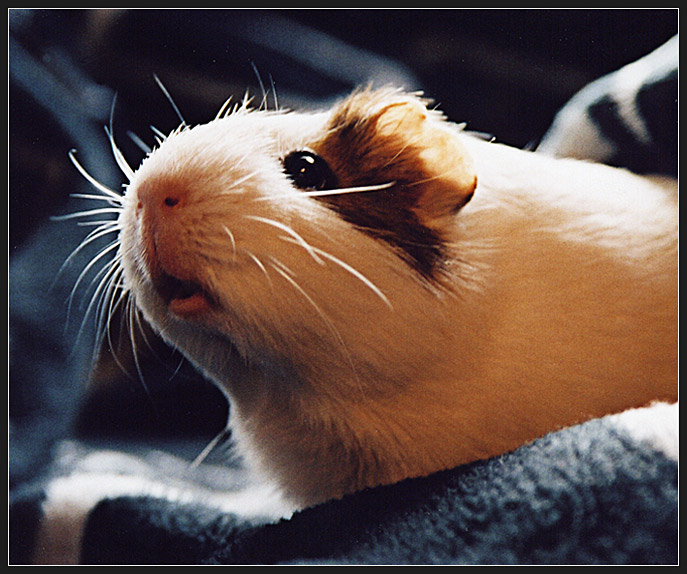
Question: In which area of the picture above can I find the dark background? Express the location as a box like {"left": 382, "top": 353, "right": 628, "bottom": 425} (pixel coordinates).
{"left": 10, "top": 9, "right": 678, "bottom": 251}
{"left": 8, "top": 9, "right": 678, "bottom": 483}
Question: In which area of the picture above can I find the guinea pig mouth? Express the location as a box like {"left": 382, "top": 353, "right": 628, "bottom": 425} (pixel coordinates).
{"left": 152, "top": 271, "right": 216, "bottom": 317}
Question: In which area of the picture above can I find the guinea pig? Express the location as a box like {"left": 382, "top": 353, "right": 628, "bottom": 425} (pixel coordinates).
{"left": 75, "top": 86, "right": 677, "bottom": 513}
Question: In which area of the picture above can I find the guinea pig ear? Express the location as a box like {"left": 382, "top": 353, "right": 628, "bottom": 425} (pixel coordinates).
{"left": 375, "top": 97, "right": 478, "bottom": 230}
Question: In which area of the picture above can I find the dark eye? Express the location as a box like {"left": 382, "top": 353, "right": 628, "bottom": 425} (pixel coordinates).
{"left": 283, "top": 150, "right": 338, "bottom": 191}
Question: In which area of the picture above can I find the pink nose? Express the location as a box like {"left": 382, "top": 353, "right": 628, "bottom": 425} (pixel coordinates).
{"left": 134, "top": 177, "right": 193, "bottom": 282}
{"left": 136, "top": 177, "right": 187, "bottom": 215}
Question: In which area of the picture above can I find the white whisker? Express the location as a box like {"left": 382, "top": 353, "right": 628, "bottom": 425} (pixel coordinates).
{"left": 58, "top": 223, "right": 120, "bottom": 280}
{"left": 103, "top": 93, "right": 136, "bottom": 181}
{"left": 127, "top": 130, "right": 153, "bottom": 154}
{"left": 82, "top": 253, "right": 122, "bottom": 323}
{"left": 246, "top": 215, "right": 324, "bottom": 265}
{"left": 269, "top": 73, "right": 279, "bottom": 111}
{"left": 269, "top": 257, "right": 362, "bottom": 391}
{"left": 70, "top": 193, "right": 123, "bottom": 206}
{"left": 222, "top": 225, "right": 237, "bottom": 261}
{"left": 300, "top": 181, "right": 396, "bottom": 197}
{"left": 76, "top": 219, "right": 120, "bottom": 229}
{"left": 151, "top": 125, "right": 167, "bottom": 142}
{"left": 127, "top": 301, "right": 152, "bottom": 395}
{"left": 245, "top": 250, "right": 272, "bottom": 287}
{"left": 64, "top": 93, "right": 174, "bottom": 402}
{"left": 52, "top": 207, "right": 122, "bottom": 221}
{"left": 128, "top": 304, "right": 178, "bottom": 387}
{"left": 240, "top": 90, "right": 254, "bottom": 112}
{"left": 268, "top": 257, "right": 296, "bottom": 277}
{"left": 251, "top": 62, "right": 270, "bottom": 112}
{"left": 190, "top": 426, "right": 231, "bottom": 469}
{"left": 154, "top": 73, "right": 186, "bottom": 127}
{"left": 292, "top": 242, "right": 392, "bottom": 310}
{"left": 68, "top": 150, "right": 123, "bottom": 201}
{"left": 255, "top": 181, "right": 396, "bottom": 202}
{"left": 268, "top": 259, "right": 342, "bottom": 345}
{"left": 68, "top": 241, "right": 121, "bottom": 315}
{"left": 222, "top": 168, "right": 258, "bottom": 192}
{"left": 97, "top": 292, "right": 137, "bottom": 380}
{"left": 70, "top": 252, "right": 122, "bottom": 358}
{"left": 105, "top": 125, "right": 135, "bottom": 181}
{"left": 93, "top": 266, "right": 126, "bottom": 363}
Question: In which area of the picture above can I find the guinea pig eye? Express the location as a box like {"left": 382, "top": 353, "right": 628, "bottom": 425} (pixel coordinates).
{"left": 283, "top": 150, "right": 338, "bottom": 191}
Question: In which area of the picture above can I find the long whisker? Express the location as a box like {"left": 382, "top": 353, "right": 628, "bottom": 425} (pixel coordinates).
{"left": 64, "top": 94, "right": 168, "bottom": 402}
{"left": 268, "top": 257, "right": 362, "bottom": 393}
{"left": 106, "top": 94, "right": 135, "bottom": 181}
{"left": 268, "top": 73, "right": 279, "bottom": 112}
{"left": 93, "top": 265, "right": 127, "bottom": 364}
{"left": 69, "top": 193, "right": 123, "bottom": 205}
{"left": 245, "top": 250, "right": 272, "bottom": 287}
{"left": 127, "top": 130, "right": 153, "bottom": 154}
{"left": 67, "top": 241, "right": 121, "bottom": 317}
{"left": 52, "top": 207, "right": 122, "bottom": 221}
{"left": 280, "top": 239, "right": 393, "bottom": 310}
{"left": 250, "top": 61, "right": 270, "bottom": 112}
{"left": 68, "top": 149, "right": 123, "bottom": 201}
{"left": 268, "top": 258, "right": 343, "bottom": 345}
{"left": 190, "top": 426, "right": 232, "bottom": 469}
{"left": 154, "top": 73, "right": 186, "bottom": 127}
{"left": 222, "top": 225, "right": 237, "bottom": 261}
{"left": 79, "top": 251, "right": 122, "bottom": 325}
{"left": 57, "top": 222, "right": 120, "bottom": 281}
{"left": 301, "top": 181, "right": 396, "bottom": 198}
{"left": 255, "top": 181, "right": 395, "bottom": 202}
{"left": 126, "top": 302, "right": 187, "bottom": 397}
{"left": 75, "top": 219, "right": 120, "bottom": 229}
{"left": 246, "top": 215, "right": 324, "bottom": 265}
{"left": 130, "top": 309, "right": 160, "bottom": 359}
{"left": 127, "top": 301, "right": 153, "bottom": 396}
{"left": 150, "top": 125, "right": 168, "bottom": 142}
{"left": 68, "top": 251, "right": 122, "bottom": 359}
{"left": 221, "top": 166, "right": 259, "bottom": 193}
{"left": 105, "top": 125, "right": 135, "bottom": 182}
{"left": 97, "top": 292, "right": 138, "bottom": 381}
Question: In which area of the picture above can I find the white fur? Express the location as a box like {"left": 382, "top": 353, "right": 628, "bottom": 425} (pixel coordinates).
{"left": 117, "top": 98, "right": 677, "bottom": 509}
{"left": 34, "top": 472, "right": 177, "bottom": 565}
{"left": 608, "top": 401, "right": 678, "bottom": 462}
{"left": 32, "top": 446, "right": 292, "bottom": 564}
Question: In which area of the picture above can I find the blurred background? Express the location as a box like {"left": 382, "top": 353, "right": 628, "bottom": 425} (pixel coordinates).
{"left": 8, "top": 9, "right": 678, "bottom": 484}
{"left": 10, "top": 8, "right": 678, "bottom": 250}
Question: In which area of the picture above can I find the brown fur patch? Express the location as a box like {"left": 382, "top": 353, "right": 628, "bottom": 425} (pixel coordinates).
{"left": 308, "top": 88, "right": 476, "bottom": 279}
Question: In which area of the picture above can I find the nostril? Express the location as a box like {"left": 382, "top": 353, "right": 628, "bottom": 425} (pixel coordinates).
{"left": 134, "top": 180, "right": 187, "bottom": 214}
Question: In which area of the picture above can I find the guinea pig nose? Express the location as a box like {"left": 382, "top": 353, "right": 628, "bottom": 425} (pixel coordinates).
{"left": 136, "top": 179, "right": 188, "bottom": 213}
{"left": 159, "top": 186, "right": 184, "bottom": 209}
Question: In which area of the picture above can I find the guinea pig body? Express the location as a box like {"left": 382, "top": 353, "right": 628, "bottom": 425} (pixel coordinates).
{"left": 116, "top": 88, "right": 677, "bottom": 510}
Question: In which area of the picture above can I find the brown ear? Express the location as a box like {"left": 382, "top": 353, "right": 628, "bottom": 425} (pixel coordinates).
{"left": 374, "top": 97, "right": 477, "bottom": 230}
